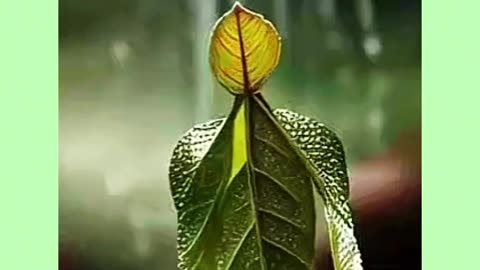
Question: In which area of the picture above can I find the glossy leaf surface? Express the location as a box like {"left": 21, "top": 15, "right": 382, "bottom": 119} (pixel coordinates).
{"left": 275, "top": 109, "right": 363, "bottom": 270}
{"left": 169, "top": 96, "right": 315, "bottom": 270}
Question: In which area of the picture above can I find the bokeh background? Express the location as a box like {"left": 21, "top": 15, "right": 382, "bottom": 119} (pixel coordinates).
{"left": 59, "top": 0, "right": 421, "bottom": 269}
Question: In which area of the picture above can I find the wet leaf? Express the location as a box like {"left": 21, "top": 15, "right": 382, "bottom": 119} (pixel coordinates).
{"left": 274, "top": 109, "right": 363, "bottom": 270}
{"left": 170, "top": 96, "right": 316, "bottom": 270}
{"left": 169, "top": 2, "right": 362, "bottom": 270}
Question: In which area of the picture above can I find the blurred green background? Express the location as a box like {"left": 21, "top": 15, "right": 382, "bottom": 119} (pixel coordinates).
{"left": 59, "top": 0, "right": 420, "bottom": 269}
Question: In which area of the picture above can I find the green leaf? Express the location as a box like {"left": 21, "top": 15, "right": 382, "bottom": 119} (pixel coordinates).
{"left": 169, "top": 2, "right": 362, "bottom": 269}
{"left": 274, "top": 109, "right": 363, "bottom": 270}
{"left": 169, "top": 95, "right": 362, "bottom": 270}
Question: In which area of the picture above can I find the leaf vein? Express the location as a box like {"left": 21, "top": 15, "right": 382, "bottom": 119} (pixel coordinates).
{"left": 254, "top": 135, "right": 291, "bottom": 159}
{"left": 179, "top": 200, "right": 215, "bottom": 221}
{"left": 258, "top": 208, "right": 303, "bottom": 229}
{"left": 254, "top": 168, "right": 300, "bottom": 202}
{"left": 233, "top": 201, "right": 250, "bottom": 213}
{"left": 224, "top": 220, "right": 255, "bottom": 269}
{"left": 261, "top": 237, "right": 310, "bottom": 268}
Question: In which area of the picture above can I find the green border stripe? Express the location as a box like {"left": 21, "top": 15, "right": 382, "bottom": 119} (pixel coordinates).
{"left": 423, "top": 1, "right": 480, "bottom": 269}
{"left": 0, "top": 0, "right": 58, "bottom": 269}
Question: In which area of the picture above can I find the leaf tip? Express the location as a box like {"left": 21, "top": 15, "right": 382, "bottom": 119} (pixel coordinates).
{"left": 231, "top": 1, "right": 258, "bottom": 18}
{"left": 232, "top": 1, "right": 244, "bottom": 12}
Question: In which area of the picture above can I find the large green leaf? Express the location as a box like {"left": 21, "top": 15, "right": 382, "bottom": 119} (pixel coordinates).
{"left": 274, "top": 108, "right": 363, "bottom": 270}
{"left": 169, "top": 95, "right": 315, "bottom": 270}
{"left": 169, "top": 2, "right": 362, "bottom": 269}
{"left": 169, "top": 95, "right": 362, "bottom": 270}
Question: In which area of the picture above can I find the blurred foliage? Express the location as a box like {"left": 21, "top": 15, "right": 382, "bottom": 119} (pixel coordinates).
{"left": 59, "top": 0, "right": 420, "bottom": 269}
